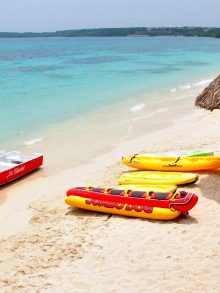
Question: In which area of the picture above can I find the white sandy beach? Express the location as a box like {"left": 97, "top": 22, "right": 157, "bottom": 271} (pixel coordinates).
{"left": 0, "top": 87, "right": 220, "bottom": 292}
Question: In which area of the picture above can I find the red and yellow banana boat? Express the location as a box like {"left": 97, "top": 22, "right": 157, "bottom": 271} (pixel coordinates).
{"left": 65, "top": 187, "right": 198, "bottom": 220}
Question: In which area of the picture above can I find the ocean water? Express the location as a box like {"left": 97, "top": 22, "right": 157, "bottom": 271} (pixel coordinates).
{"left": 0, "top": 36, "right": 220, "bottom": 150}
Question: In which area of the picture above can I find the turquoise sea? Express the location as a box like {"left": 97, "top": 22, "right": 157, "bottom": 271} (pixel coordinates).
{"left": 0, "top": 36, "right": 220, "bottom": 150}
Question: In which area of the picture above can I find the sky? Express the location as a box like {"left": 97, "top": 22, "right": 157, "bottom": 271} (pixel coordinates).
{"left": 0, "top": 0, "right": 220, "bottom": 32}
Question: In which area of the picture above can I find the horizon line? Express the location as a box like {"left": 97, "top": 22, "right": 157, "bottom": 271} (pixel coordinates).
{"left": 1, "top": 25, "right": 220, "bottom": 34}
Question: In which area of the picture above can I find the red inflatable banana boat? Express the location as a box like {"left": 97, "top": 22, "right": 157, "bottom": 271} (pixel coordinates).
{"left": 66, "top": 187, "right": 198, "bottom": 213}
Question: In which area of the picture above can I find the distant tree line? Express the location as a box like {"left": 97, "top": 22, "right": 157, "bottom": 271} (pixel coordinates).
{"left": 0, "top": 27, "right": 220, "bottom": 38}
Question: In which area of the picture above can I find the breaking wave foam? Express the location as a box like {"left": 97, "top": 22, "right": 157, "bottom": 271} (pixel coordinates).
{"left": 179, "top": 84, "right": 192, "bottom": 90}
{"left": 23, "top": 138, "right": 43, "bottom": 146}
{"left": 170, "top": 78, "right": 213, "bottom": 95}
{"left": 130, "top": 103, "right": 146, "bottom": 112}
{"left": 193, "top": 78, "right": 213, "bottom": 87}
{"left": 132, "top": 107, "right": 168, "bottom": 122}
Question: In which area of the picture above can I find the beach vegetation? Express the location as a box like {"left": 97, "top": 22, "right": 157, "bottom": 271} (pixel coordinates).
{"left": 1, "top": 27, "right": 220, "bottom": 38}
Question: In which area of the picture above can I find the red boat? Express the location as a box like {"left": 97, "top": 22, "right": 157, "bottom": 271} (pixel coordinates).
{"left": 0, "top": 151, "right": 43, "bottom": 185}
{"left": 66, "top": 187, "right": 198, "bottom": 213}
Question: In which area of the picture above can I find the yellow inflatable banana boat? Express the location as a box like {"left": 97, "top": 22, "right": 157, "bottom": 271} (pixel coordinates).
{"left": 122, "top": 155, "right": 220, "bottom": 172}
{"left": 65, "top": 195, "right": 182, "bottom": 220}
{"left": 119, "top": 171, "right": 199, "bottom": 185}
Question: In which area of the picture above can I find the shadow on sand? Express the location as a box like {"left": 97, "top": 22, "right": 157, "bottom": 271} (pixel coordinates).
{"left": 0, "top": 168, "right": 45, "bottom": 205}
{"left": 195, "top": 170, "right": 220, "bottom": 204}
{"left": 66, "top": 206, "right": 198, "bottom": 224}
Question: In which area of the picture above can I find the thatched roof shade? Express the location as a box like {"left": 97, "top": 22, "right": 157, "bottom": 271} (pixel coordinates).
{"left": 195, "top": 75, "right": 220, "bottom": 111}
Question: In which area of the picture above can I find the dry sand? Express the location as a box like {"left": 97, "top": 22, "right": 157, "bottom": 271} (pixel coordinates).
{"left": 0, "top": 105, "right": 220, "bottom": 292}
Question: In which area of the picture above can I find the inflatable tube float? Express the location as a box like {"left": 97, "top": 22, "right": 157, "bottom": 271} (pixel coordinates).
{"left": 119, "top": 171, "right": 199, "bottom": 185}
{"left": 66, "top": 187, "right": 198, "bottom": 214}
{"left": 122, "top": 155, "right": 220, "bottom": 172}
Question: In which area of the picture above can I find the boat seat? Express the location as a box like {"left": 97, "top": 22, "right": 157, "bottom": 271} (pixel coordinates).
{"left": 90, "top": 188, "right": 105, "bottom": 193}
{"left": 149, "top": 192, "right": 171, "bottom": 200}
{"left": 9, "top": 160, "right": 23, "bottom": 164}
{"left": 130, "top": 191, "right": 146, "bottom": 198}
{"left": 3, "top": 152, "right": 26, "bottom": 164}
{"left": 175, "top": 191, "right": 187, "bottom": 199}
{"left": 110, "top": 189, "right": 124, "bottom": 195}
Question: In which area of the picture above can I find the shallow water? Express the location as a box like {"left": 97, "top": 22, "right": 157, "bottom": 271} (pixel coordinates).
{"left": 0, "top": 36, "right": 220, "bottom": 154}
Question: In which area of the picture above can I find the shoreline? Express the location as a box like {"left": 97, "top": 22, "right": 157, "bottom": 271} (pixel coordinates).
{"left": 2, "top": 73, "right": 216, "bottom": 146}
{"left": 3, "top": 74, "right": 215, "bottom": 177}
